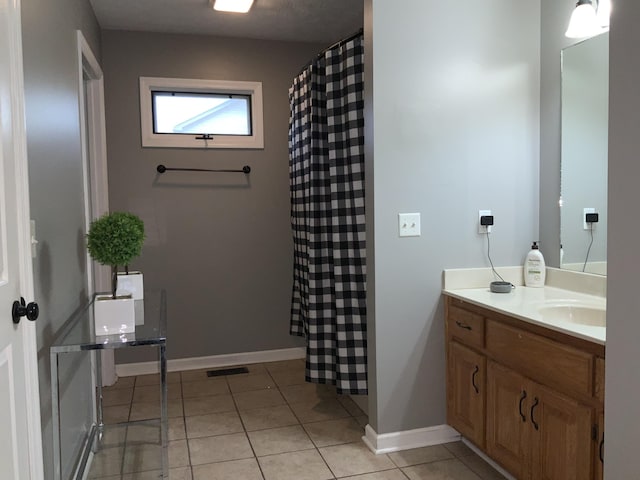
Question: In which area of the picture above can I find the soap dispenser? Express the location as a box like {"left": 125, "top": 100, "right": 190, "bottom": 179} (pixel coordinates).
{"left": 524, "top": 241, "right": 546, "bottom": 287}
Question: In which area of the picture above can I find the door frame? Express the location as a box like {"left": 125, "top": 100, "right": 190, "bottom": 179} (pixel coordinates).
{"left": 76, "top": 30, "right": 110, "bottom": 293}
{"left": 76, "top": 31, "right": 117, "bottom": 388}
{"left": 6, "top": 0, "right": 44, "bottom": 477}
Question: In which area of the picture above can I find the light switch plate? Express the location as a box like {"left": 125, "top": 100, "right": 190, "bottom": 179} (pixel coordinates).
{"left": 583, "top": 207, "right": 596, "bottom": 230}
{"left": 398, "top": 213, "right": 421, "bottom": 237}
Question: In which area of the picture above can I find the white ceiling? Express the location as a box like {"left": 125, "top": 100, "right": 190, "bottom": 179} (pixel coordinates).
{"left": 89, "top": 0, "right": 364, "bottom": 45}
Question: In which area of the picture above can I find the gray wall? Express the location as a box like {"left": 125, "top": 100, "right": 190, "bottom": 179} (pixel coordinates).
{"left": 539, "top": 0, "right": 583, "bottom": 266}
{"left": 366, "top": 0, "right": 540, "bottom": 434}
{"left": 605, "top": 0, "right": 640, "bottom": 475}
{"left": 20, "top": 0, "right": 101, "bottom": 477}
{"left": 101, "top": 31, "right": 327, "bottom": 363}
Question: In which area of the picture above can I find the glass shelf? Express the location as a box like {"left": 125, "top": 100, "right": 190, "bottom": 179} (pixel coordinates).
{"left": 51, "top": 289, "right": 166, "bottom": 353}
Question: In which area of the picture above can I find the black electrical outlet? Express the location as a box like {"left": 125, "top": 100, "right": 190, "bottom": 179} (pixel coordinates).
{"left": 480, "top": 215, "right": 494, "bottom": 226}
{"left": 585, "top": 213, "right": 599, "bottom": 223}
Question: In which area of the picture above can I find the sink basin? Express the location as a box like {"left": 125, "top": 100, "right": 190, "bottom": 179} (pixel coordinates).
{"left": 538, "top": 303, "right": 606, "bottom": 327}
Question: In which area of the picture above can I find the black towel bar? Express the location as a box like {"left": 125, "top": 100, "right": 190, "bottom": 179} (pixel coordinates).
{"left": 157, "top": 165, "right": 251, "bottom": 174}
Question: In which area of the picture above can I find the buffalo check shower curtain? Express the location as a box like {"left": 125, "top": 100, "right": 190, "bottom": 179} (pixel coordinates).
{"left": 288, "top": 33, "right": 367, "bottom": 395}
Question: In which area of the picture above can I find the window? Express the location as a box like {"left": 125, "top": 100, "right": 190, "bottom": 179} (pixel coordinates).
{"left": 140, "top": 77, "right": 264, "bottom": 149}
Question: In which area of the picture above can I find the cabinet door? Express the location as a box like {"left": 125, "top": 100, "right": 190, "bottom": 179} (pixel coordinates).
{"left": 486, "top": 361, "right": 529, "bottom": 479}
{"left": 594, "top": 410, "right": 604, "bottom": 480}
{"left": 529, "top": 383, "right": 593, "bottom": 480}
{"left": 447, "top": 341, "right": 485, "bottom": 447}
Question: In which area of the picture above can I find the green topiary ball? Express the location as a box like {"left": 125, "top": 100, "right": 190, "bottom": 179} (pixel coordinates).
{"left": 87, "top": 212, "right": 145, "bottom": 267}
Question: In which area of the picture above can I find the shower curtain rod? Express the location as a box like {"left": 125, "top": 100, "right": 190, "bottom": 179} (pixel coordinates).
{"left": 297, "top": 28, "right": 364, "bottom": 76}
{"left": 156, "top": 164, "right": 251, "bottom": 174}
{"left": 317, "top": 28, "right": 364, "bottom": 60}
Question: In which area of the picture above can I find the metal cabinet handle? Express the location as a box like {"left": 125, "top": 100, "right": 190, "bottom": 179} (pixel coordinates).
{"left": 519, "top": 390, "right": 527, "bottom": 422}
{"left": 530, "top": 397, "right": 540, "bottom": 430}
{"left": 471, "top": 366, "right": 479, "bottom": 394}
{"left": 455, "top": 321, "right": 472, "bottom": 331}
{"left": 599, "top": 434, "right": 604, "bottom": 463}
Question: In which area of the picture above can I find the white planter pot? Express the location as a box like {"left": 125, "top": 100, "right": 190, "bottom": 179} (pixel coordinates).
{"left": 94, "top": 294, "right": 135, "bottom": 336}
{"left": 116, "top": 272, "right": 144, "bottom": 325}
{"left": 116, "top": 271, "right": 144, "bottom": 300}
{"left": 134, "top": 299, "right": 145, "bottom": 326}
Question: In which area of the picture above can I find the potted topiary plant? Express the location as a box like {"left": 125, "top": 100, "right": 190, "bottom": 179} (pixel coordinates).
{"left": 87, "top": 211, "right": 145, "bottom": 335}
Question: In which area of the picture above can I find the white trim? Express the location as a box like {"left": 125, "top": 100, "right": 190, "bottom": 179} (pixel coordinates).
{"left": 139, "top": 76, "right": 264, "bottom": 149}
{"left": 76, "top": 30, "right": 110, "bottom": 293}
{"left": 8, "top": 0, "right": 44, "bottom": 477}
{"left": 362, "top": 424, "right": 460, "bottom": 455}
{"left": 461, "top": 438, "right": 517, "bottom": 480}
{"left": 116, "top": 347, "right": 305, "bottom": 377}
{"left": 76, "top": 31, "right": 96, "bottom": 297}
{"left": 76, "top": 31, "right": 115, "bottom": 389}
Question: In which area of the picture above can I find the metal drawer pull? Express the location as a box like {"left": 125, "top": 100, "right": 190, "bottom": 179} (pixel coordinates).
{"left": 531, "top": 397, "right": 540, "bottom": 430}
{"left": 455, "top": 321, "right": 472, "bottom": 331}
{"left": 519, "top": 390, "right": 527, "bottom": 422}
{"left": 471, "top": 366, "right": 479, "bottom": 394}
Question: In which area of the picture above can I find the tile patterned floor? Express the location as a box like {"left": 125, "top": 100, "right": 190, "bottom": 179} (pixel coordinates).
{"left": 90, "top": 359, "right": 506, "bottom": 479}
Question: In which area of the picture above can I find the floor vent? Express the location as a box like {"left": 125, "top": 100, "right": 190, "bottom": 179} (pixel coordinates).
{"left": 206, "top": 367, "right": 249, "bottom": 377}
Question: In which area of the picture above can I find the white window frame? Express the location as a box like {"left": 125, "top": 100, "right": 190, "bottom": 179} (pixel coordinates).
{"left": 139, "top": 76, "right": 264, "bottom": 149}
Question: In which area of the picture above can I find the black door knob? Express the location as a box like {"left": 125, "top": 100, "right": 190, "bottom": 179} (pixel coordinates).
{"left": 12, "top": 297, "right": 39, "bottom": 324}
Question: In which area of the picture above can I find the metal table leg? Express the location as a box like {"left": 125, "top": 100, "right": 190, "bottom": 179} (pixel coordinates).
{"left": 96, "top": 350, "right": 103, "bottom": 429}
{"left": 160, "top": 343, "right": 168, "bottom": 478}
{"left": 51, "top": 351, "right": 61, "bottom": 480}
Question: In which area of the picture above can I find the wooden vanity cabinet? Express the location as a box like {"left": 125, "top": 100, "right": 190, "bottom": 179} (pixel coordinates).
{"left": 445, "top": 304, "right": 486, "bottom": 448}
{"left": 485, "top": 361, "right": 529, "bottom": 478}
{"left": 593, "top": 358, "right": 605, "bottom": 480}
{"left": 528, "top": 380, "right": 593, "bottom": 480}
{"left": 594, "top": 410, "right": 604, "bottom": 480}
{"left": 447, "top": 341, "right": 485, "bottom": 447}
{"left": 445, "top": 296, "right": 605, "bottom": 480}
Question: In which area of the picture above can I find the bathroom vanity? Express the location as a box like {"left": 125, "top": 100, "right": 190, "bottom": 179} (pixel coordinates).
{"left": 443, "top": 268, "right": 605, "bottom": 480}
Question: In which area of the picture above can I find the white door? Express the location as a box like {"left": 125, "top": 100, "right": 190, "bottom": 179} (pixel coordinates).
{"left": 0, "top": 0, "right": 44, "bottom": 478}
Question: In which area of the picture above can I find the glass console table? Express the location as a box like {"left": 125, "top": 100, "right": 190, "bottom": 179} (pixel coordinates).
{"left": 50, "top": 290, "right": 167, "bottom": 480}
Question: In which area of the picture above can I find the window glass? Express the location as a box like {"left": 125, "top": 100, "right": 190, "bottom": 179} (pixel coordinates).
{"left": 152, "top": 92, "right": 252, "bottom": 136}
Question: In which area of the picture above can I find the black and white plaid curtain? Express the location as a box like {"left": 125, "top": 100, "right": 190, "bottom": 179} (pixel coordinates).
{"left": 288, "top": 34, "right": 367, "bottom": 395}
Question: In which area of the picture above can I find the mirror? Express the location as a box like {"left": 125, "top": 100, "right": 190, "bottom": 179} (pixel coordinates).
{"left": 560, "top": 32, "right": 609, "bottom": 275}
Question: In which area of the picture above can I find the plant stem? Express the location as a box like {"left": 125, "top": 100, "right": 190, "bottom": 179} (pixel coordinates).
{"left": 111, "top": 265, "right": 118, "bottom": 299}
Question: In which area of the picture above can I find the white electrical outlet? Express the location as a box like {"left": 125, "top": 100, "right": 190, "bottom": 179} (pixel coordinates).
{"left": 478, "top": 210, "right": 492, "bottom": 234}
{"left": 398, "top": 213, "right": 421, "bottom": 237}
{"left": 583, "top": 207, "right": 596, "bottom": 230}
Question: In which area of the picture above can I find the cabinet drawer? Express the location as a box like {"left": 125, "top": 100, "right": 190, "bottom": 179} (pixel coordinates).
{"left": 486, "top": 319, "right": 593, "bottom": 397}
{"left": 447, "top": 305, "right": 485, "bottom": 349}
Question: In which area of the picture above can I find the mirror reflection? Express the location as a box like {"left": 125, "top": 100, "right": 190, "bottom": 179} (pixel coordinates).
{"left": 560, "top": 32, "right": 608, "bottom": 275}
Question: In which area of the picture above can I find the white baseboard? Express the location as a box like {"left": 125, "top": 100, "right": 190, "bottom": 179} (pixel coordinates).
{"left": 461, "top": 438, "right": 516, "bottom": 480}
{"left": 115, "top": 347, "right": 306, "bottom": 377}
{"left": 362, "top": 423, "right": 461, "bottom": 454}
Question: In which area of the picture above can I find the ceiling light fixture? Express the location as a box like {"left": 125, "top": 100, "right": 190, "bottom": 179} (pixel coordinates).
{"left": 212, "top": 0, "right": 254, "bottom": 13}
{"left": 565, "top": 0, "right": 610, "bottom": 39}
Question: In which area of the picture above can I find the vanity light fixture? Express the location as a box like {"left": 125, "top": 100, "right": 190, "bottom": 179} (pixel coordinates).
{"left": 212, "top": 0, "right": 254, "bottom": 13}
{"left": 565, "top": 0, "right": 610, "bottom": 39}
{"left": 596, "top": 0, "right": 611, "bottom": 28}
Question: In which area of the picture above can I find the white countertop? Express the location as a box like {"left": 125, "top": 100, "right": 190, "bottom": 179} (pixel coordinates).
{"left": 443, "top": 285, "right": 606, "bottom": 345}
